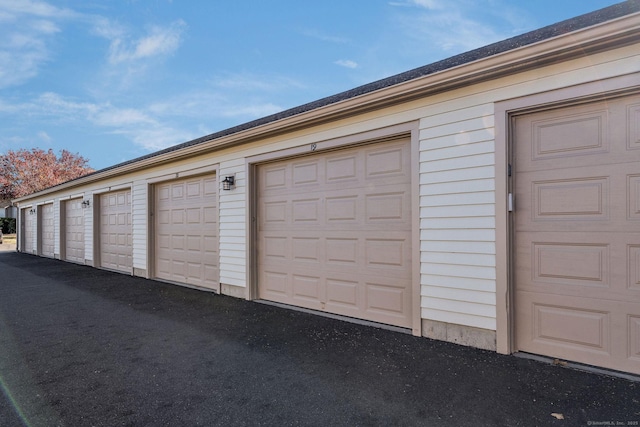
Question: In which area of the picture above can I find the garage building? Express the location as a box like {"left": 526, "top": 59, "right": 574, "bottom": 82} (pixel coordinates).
{"left": 13, "top": 2, "right": 640, "bottom": 376}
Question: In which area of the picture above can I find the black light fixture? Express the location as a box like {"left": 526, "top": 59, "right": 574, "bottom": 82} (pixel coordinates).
{"left": 29, "top": 208, "right": 35, "bottom": 215}
{"left": 81, "top": 200, "right": 90, "bottom": 208}
{"left": 222, "top": 175, "right": 235, "bottom": 191}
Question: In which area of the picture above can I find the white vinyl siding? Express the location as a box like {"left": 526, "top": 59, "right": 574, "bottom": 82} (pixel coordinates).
{"left": 219, "top": 159, "right": 247, "bottom": 287}
{"left": 132, "top": 181, "right": 148, "bottom": 272}
{"left": 54, "top": 200, "right": 61, "bottom": 258}
{"left": 419, "top": 105, "right": 497, "bottom": 330}
{"left": 85, "top": 194, "right": 94, "bottom": 263}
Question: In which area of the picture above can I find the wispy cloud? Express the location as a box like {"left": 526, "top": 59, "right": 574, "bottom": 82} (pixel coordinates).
{"left": 218, "top": 103, "right": 283, "bottom": 119}
{"left": 37, "top": 131, "right": 52, "bottom": 143}
{"left": 0, "top": 0, "right": 73, "bottom": 88}
{"left": 106, "top": 20, "right": 186, "bottom": 64}
{"left": 335, "top": 59, "right": 358, "bottom": 69}
{"left": 29, "top": 19, "right": 60, "bottom": 34}
{"left": 0, "top": 88, "right": 285, "bottom": 153}
{"left": 300, "top": 28, "right": 349, "bottom": 44}
{"left": 32, "top": 92, "right": 190, "bottom": 151}
{"left": 413, "top": 12, "right": 505, "bottom": 52}
{"left": 111, "top": 126, "right": 196, "bottom": 152}
{"left": 0, "top": 1, "right": 187, "bottom": 90}
{"left": 212, "top": 72, "right": 305, "bottom": 92}
{"left": 148, "top": 89, "right": 284, "bottom": 120}
{"left": 0, "top": 33, "right": 50, "bottom": 88}
{"left": 0, "top": 0, "right": 77, "bottom": 19}
{"left": 93, "top": 108, "right": 156, "bottom": 127}
{"left": 91, "top": 17, "right": 126, "bottom": 40}
{"left": 389, "top": 0, "right": 442, "bottom": 9}
{"left": 389, "top": 0, "right": 527, "bottom": 54}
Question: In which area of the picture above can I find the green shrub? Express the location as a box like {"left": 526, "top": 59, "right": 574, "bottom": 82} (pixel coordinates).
{"left": 0, "top": 218, "right": 16, "bottom": 234}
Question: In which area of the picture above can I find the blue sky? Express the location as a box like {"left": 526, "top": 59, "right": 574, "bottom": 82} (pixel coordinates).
{"left": 0, "top": 0, "right": 622, "bottom": 170}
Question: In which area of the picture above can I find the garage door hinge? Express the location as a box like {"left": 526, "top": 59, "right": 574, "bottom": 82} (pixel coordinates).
{"left": 508, "top": 193, "right": 514, "bottom": 212}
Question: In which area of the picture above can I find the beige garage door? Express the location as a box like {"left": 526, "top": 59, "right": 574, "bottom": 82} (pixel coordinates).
{"left": 22, "top": 208, "right": 35, "bottom": 254}
{"left": 100, "top": 190, "right": 132, "bottom": 273}
{"left": 154, "top": 175, "right": 218, "bottom": 290}
{"left": 64, "top": 198, "right": 85, "bottom": 263}
{"left": 40, "top": 203, "right": 54, "bottom": 258}
{"left": 514, "top": 93, "right": 640, "bottom": 375}
{"left": 257, "top": 138, "right": 413, "bottom": 328}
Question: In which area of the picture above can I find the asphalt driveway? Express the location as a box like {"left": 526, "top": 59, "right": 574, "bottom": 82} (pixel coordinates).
{"left": 0, "top": 252, "right": 637, "bottom": 426}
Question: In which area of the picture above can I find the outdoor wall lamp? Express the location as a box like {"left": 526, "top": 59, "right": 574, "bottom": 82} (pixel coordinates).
{"left": 82, "top": 200, "right": 90, "bottom": 208}
{"left": 29, "top": 208, "right": 35, "bottom": 215}
{"left": 222, "top": 175, "right": 235, "bottom": 191}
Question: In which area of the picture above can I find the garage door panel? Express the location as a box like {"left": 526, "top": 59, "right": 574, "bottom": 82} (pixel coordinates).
{"left": 203, "top": 265, "right": 217, "bottom": 286}
{"left": 154, "top": 175, "right": 218, "bottom": 290}
{"left": 525, "top": 240, "right": 610, "bottom": 288}
{"left": 185, "top": 208, "right": 200, "bottom": 224}
{"left": 262, "top": 166, "right": 287, "bottom": 190}
{"left": 157, "top": 258, "right": 170, "bottom": 274}
{"left": 157, "top": 234, "right": 170, "bottom": 249}
{"left": 22, "top": 209, "right": 35, "bottom": 253}
{"left": 518, "top": 293, "right": 612, "bottom": 354}
{"left": 366, "top": 192, "right": 408, "bottom": 222}
{"left": 630, "top": 316, "right": 640, "bottom": 362}
{"left": 325, "top": 238, "right": 355, "bottom": 265}
{"left": 517, "top": 292, "right": 640, "bottom": 373}
{"left": 187, "top": 261, "right": 203, "bottom": 278}
{"left": 100, "top": 189, "right": 133, "bottom": 273}
{"left": 514, "top": 94, "right": 640, "bottom": 374}
{"left": 185, "top": 235, "right": 201, "bottom": 251}
{"left": 292, "top": 237, "right": 321, "bottom": 263}
{"left": 203, "top": 177, "right": 217, "bottom": 194}
{"left": 366, "top": 238, "right": 408, "bottom": 269}
{"left": 531, "top": 176, "right": 609, "bottom": 220}
{"left": 529, "top": 109, "right": 609, "bottom": 161}
{"left": 365, "top": 282, "right": 408, "bottom": 314}
{"left": 258, "top": 138, "right": 412, "bottom": 329}
{"left": 64, "top": 198, "right": 85, "bottom": 263}
{"left": 630, "top": 245, "right": 640, "bottom": 290}
{"left": 263, "top": 271, "right": 289, "bottom": 296}
{"left": 292, "top": 198, "right": 321, "bottom": 224}
{"left": 365, "top": 145, "right": 407, "bottom": 177}
{"left": 326, "top": 278, "right": 357, "bottom": 307}
{"left": 629, "top": 174, "right": 640, "bottom": 219}
{"left": 292, "top": 161, "right": 320, "bottom": 186}
{"left": 40, "top": 203, "right": 55, "bottom": 258}
{"left": 158, "top": 210, "right": 170, "bottom": 224}
{"left": 292, "top": 274, "right": 322, "bottom": 300}
{"left": 263, "top": 201, "right": 287, "bottom": 224}
{"left": 203, "top": 236, "right": 217, "bottom": 254}
{"left": 516, "top": 233, "right": 639, "bottom": 298}
{"left": 325, "top": 195, "right": 358, "bottom": 223}
{"left": 262, "top": 235, "right": 411, "bottom": 278}
{"left": 203, "top": 207, "right": 217, "bottom": 224}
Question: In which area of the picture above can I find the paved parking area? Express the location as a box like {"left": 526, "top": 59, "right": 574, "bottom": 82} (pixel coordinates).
{"left": 0, "top": 252, "right": 638, "bottom": 426}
